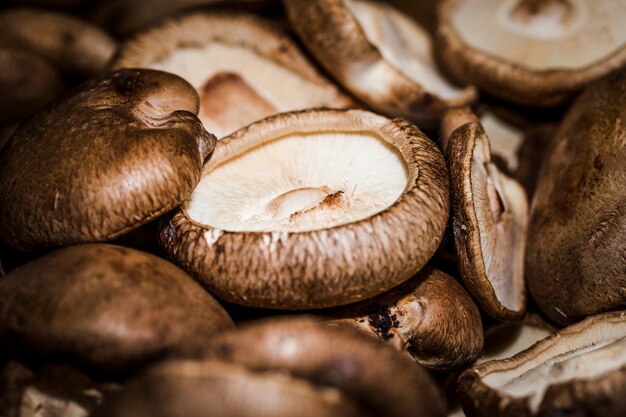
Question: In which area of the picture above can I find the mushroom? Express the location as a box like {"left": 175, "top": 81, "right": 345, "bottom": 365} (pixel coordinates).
{"left": 0, "top": 244, "right": 234, "bottom": 374}
{"left": 0, "top": 361, "right": 121, "bottom": 417}
{"left": 160, "top": 108, "right": 450, "bottom": 309}
{"left": 0, "top": 8, "right": 117, "bottom": 79}
{"left": 114, "top": 12, "right": 353, "bottom": 138}
{"left": 0, "top": 48, "right": 64, "bottom": 125}
{"left": 457, "top": 311, "right": 626, "bottom": 417}
{"left": 0, "top": 68, "right": 215, "bottom": 252}
{"left": 526, "top": 68, "right": 626, "bottom": 325}
{"left": 96, "top": 317, "right": 446, "bottom": 417}
{"left": 328, "top": 267, "right": 483, "bottom": 371}
{"left": 443, "top": 107, "right": 528, "bottom": 320}
{"left": 437, "top": 0, "right": 626, "bottom": 106}
{"left": 283, "top": 0, "right": 476, "bottom": 130}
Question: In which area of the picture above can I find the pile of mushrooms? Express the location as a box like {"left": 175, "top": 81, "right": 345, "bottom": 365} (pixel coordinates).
{"left": 0, "top": 1, "right": 624, "bottom": 416}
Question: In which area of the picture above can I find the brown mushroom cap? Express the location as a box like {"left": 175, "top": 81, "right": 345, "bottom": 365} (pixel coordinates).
{"left": 0, "top": 8, "right": 117, "bottom": 79}
{"left": 328, "top": 266, "right": 483, "bottom": 371}
{"left": 0, "top": 68, "right": 215, "bottom": 252}
{"left": 437, "top": 0, "right": 626, "bottom": 106}
{"left": 99, "top": 317, "right": 446, "bottom": 417}
{"left": 526, "top": 68, "right": 626, "bottom": 325}
{"left": 160, "top": 108, "right": 449, "bottom": 309}
{"left": 458, "top": 311, "right": 626, "bottom": 417}
{"left": 114, "top": 12, "right": 353, "bottom": 138}
{"left": 0, "top": 244, "right": 233, "bottom": 374}
{"left": 445, "top": 108, "right": 528, "bottom": 320}
{"left": 0, "top": 48, "right": 64, "bottom": 124}
{"left": 283, "top": 0, "right": 476, "bottom": 130}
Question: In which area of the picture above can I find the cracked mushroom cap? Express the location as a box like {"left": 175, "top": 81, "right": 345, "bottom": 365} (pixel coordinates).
{"left": 0, "top": 68, "right": 215, "bottom": 252}
{"left": 0, "top": 244, "right": 233, "bottom": 374}
{"left": 114, "top": 12, "right": 353, "bottom": 138}
{"left": 328, "top": 266, "right": 483, "bottom": 371}
{"left": 444, "top": 108, "right": 528, "bottom": 321}
{"left": 0, "top": 8, "right": 117, "bottom": 79}
{"left": 437, "top": 0, "right": 626, "bottom": 107}
{"left": 526, "top": 68, "right": 626, "bottom": 325}
{"left": 283, "top": 0, "right": 476, "bottom": 130}
{"left": 97, "top": 317, "right": 446, "bottom": 417}
{"left": 458, "top": 311, "right": 626, "bottom": 417}
{"left": 160, "top": 108, "right": 449, "bottom": 309}
{"left": 0, "top": 48, "right": 64, "bottom": 125}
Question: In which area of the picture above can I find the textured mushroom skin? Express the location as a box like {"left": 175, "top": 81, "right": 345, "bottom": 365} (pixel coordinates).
{"left": 160, "top": 109, "right": 450, "bottom": 309}
{"left": 0, "top": 244, "right": 233, "bottom": 374}
{"left": 457, "top": 312, "right": 626, "bottom": 417}
{"left": 0, "top": 68, "right": 215, "bottom": 252}
{"left": 283, "top": 0, "right": 475, "bottom": 130}
{"left": 526, "top": 69, "right": 626, "bottom": 325}
{"left": 436, "top": 0, "right": 626, "bottom": 107}
{"left": 328, "top": 267, "right": 483, "bottom": 371}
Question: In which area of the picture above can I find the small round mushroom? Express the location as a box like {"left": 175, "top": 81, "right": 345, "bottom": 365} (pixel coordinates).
{"left": 437, "top": 0, "right": 626, "bottom": 106}
{"left": 0, "top": 48, "right": 64, "bottom": 125}
{"left": 160, "top": 108, "right": 450, "bottom": 309}
{"left": 443, "top": 108, "right": 528, "bottom": 321}
{"left": 97, "top": 317, "right": 446, "bottom": 417}
{"left": 283, "top": 0, "right": 476, "bottom": 130}
{"left": 526, "top": 68, "right": 626, "bottom": 325}
{"left": 0, "top": 68, "right": 215, "bottom": 252}
{"left": 328, "top": 267, "right": 483, "bottom": 371}
{"left": 0, "top": 244, "right": 234, "bottom": 374}
{"left": 114, "top": 12, "right": 353, "bottom": 138}
{"left": 457, "top": 311, "right": 626, "bottom": 417}
{"left": 0, "top": 8, "right": 117, "bottom": 79}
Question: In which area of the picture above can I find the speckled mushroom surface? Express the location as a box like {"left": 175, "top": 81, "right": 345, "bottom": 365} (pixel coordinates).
{"left": 458, "top": 311, "right": 626, "bottom": 417}
{"left": 114, "top": 12, "right": 352, "bottom": 138}
{"left": 0, "top": 244, "right": 233, "bottom": 374}
{"left": 160, "top": 108, "right": 449, "bottom": 309}
{"left": 0, "top": 68, "right": 215, "bottom": 252}
{"left": 96, "top": 317, "right": 446, "bottom": 417}
{"left": 437, "top": 0, "right": 626, "bottom": 106}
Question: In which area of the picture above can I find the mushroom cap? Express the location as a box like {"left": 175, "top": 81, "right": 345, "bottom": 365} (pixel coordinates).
{"left": 458, "top": 311, "right": 626, "bottom": 417}
{"left": 0, "top": 48, "right": 64, "bottom": 124}
{"left": 160, "top": 108, "right": 450, "bottom": 309}
{"left": 283, "top": 0, "right": 476, "bottom": 130}
{"left": 526, "top": 68, "right": 626, "bottom": 325}
{"left": 437, "top": 0, "right": 626, "bottom": 106}
{"left": 0, "top": 8, "right": 117, "bottom": 79}
{"left": 0, "top": 244, "right": 233, "bottom": 374}
{"left": 446, "top": 109, "right": 528, "bottom": 320}
{"left": 99, "top": 317, "right": 446, "bottom": 417}
{"left": 0, "top": 68, "right": 215, "bottom": 252}
{"left": 328, "top": 266, "right": 483, "bottom": 371}
{"left": 114, "top": 11, "right": 353, "bottom": 138}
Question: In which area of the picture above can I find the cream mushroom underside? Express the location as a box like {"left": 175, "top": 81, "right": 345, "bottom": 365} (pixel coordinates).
{"left": 186, "top": 130, "right": 408, "bottom": 233}
{"left": 471, "top": 134, "right": 526, "bottom": 312}
{"left": 480, "top": 112, "right": 524, "bottom": 173}
{"left": 150, "top": 43, "right": 343, "bottom": 137}
{"left": 483, "top": 320, "right": 626, "bottom": 413}
{"left": 451, "top": 0, "right": 626, "bottom": 70}
{"left": 346, "top": 0, "right": 465, "bottom": 100}
{"left": 22, "top": 387, "right": 90, "bottom": 417}
{"left": 478, "top": 324, "right": 552, "bottom": 364}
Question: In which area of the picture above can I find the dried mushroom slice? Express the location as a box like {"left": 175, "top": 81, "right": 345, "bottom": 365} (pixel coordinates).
{"left": 437, "top": 0, "right": 626, "bottom": 106}
{"left": 160, "top": 108, "right": 449, "bottom": 309}
{"left": 526, "top": 67, "right": 626, "bottom": 325}
{"left": 328, "top": 267, "right": 483, "bottom": 371}
{"left": 458, "top": 311, "right": 626, "bottom": 417}
{"left": 97, "top": 317, "right": 446, "bottom": 417}
{"left": 445, "top": 109, "right": 528, "bottom": 320}
{"left": 0, "top": 69, "right": 215, "bottom": 252}
{"left": 114, "top": 12, "right": 352, "bottom": 138}
{"left": 0, "top": 244, "right": 233, "bottom": 374}
{"left": 0, "top": 8, "right": 116, "bottom": 79}
{"left": 284, "top": 0, "right": 475, "bottom": 130}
